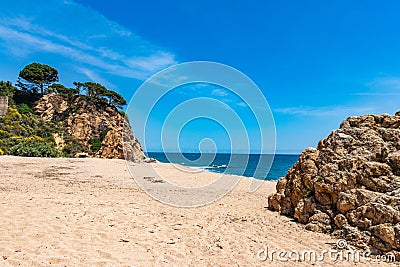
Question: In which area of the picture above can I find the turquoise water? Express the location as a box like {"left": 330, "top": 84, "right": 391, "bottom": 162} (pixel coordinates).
{"left": 145, "top": 152, "right": 299, "bottom": 180}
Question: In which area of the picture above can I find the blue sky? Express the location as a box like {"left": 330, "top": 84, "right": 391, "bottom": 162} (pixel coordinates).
{"left": 1, "top": 0, "right": 400, "bottom": 154}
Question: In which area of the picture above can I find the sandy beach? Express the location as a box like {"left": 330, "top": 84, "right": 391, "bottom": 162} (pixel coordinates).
{"left": 0, "top": 156, "right": 395, "bottom": 266}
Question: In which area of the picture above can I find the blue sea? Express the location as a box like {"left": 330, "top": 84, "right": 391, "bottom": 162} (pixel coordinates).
{"left": 145, "top": 152, "right": 299, "bottom": 181}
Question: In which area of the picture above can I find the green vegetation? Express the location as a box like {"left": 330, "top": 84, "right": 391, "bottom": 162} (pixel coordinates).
{"left": 0, "top": 129, "right": 10, "bottom": 139}
{"left": 13, "top": 90, "right": 41, "bottom": 110}
{"left": 0, "top": 81, "right": 16, "bottom": 98}
{"left": 89, "top": 138, "right": 101, "bottom": 152}
{"left": 0, "top": 62, "right": 127, "bottom": 158}
{"left": 47, "top": 83, "right": 78, "bottom": 98}
{"left": 61, "top": 136, "right": 85, "bottom": 157}
{"left": 17, "top": 103, "right": 33, "bottom": 114}
{"left": 100, "top": 128, "right": 112, "bottom": 141}
{"left": 0, "top": 81, "right": 16, "bottom": 106}
{"left": 8, "top": 136, "right": 60, "bottom": 157}
{"left": 73, "top": 82, "right": 126, "bottom": 109}
{"left": 17, "top": 63, "right": 59, "bottom": 95}
{"left": 0, "top": 107, "right": 81, "bottom": 157}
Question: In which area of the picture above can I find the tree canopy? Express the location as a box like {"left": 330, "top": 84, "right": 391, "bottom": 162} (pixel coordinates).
{"left": 17, "top": 63, "right": 59, "bottom": 94}
{"left": 0, "top": 81, "right": 16, "bottom": 98}
{"left": 73, "top": 82, "right": 127, "bottom": 109}
{"left": 14, "top": 62, "right": 126, "bottom": 110}
{"left": 104, "top": 90, "right": 127, "bottom": 109}
{"left": 47, "top": 83, "right": 78, "bottom": 97}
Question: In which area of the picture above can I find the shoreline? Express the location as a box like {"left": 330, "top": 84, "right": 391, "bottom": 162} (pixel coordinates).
{"left": 145, "top": 152, "right": 298, "bottom": 181}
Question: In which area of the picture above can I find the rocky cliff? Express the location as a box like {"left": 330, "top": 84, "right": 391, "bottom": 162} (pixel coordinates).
{"left": 34, "top": 94, "right": 145, "bottom": 162}
{"left": 268, "top": 112, "right": 400, "bottom": 259}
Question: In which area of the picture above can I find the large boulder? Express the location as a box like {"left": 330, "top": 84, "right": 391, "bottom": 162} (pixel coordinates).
{"left": 268, "top": 112, "right": 400, "bottom": 259}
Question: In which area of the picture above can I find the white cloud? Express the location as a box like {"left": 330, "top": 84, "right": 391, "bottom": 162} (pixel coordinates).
{"left": 352, "top": 92, "right": 400, "bottom": 96}
{"left": 0, "top": 1, "right": 177, "bottom": 81}
{"left": 349, "top": 76, "right": 400, "bottom": 96}
{"left": 123, "top": 52, "right": 177, "bottom": 73}
{"left": 274, "top": 105, "right": 376, "bottom": 117}
{"left": 367, "top": 77, "right": 400, "bottom": 91}
{"left": 75, "top": 66, "right": 115, "bottom": 89}
{"left": 211, "top": 88, "right": 229, "bottom": 97}
{"left": 237, "top": 101, "right": 247, "bottom": 107}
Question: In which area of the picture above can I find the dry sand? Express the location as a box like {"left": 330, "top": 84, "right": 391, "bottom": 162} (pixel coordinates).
{"left": 0, "top": 156, "right": 396, "bottom": 266}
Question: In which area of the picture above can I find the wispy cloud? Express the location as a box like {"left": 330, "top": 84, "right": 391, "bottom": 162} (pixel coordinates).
{"left": 274, "top": 105, "right": 376, "bottom": 117}
{"left": 75, "top": 66, "right": 115, "bottom": 88}
{"left": 367, "top": 77, "right": 400, "bottom": 90}
{"left": 211, "top": 88, "right": 229, "bottom": 97}
{"left": 123, "top": 52, "right": 177, "bottom": 73}
{"left": 352, "top": 92, "right": 400, "bottom": 96}
{"left": 172, "top": 83, "right": 247, "bottom": 108}
{"left": 0, "top": 0, "right": 177, "bottom": 81}
{"left": 351, "top": 76, "right": 400, "bottom": 96}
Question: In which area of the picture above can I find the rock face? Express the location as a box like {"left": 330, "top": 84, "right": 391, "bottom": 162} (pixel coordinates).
{"left": 34, "top": 94, "right": 145, "bottom": 162}
{"left": 0, "top": 96, "right": 8, "bottom": 117}
{"left": 268, "top": 112, "right": 400, "bottom": 259}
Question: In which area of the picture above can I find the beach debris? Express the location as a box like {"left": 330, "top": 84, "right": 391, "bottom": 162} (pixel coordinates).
{"left": 268, "top": 111, "right": 400, "bottom": 260}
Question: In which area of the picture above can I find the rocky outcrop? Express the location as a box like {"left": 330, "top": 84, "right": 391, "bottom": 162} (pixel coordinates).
{"left": 34, "top": 94, "right": 145, "bottom": 162}
{"left": 268, "top": 112, "right": 400, "bottom": 259}
{"left": 33, "top": 94, "right": 69, "bottom": 121}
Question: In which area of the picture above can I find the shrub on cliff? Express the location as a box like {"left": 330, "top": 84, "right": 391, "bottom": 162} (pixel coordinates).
{"left": 17, "top": 103, "right": 33, "bottom": 114}
{"left": 89, "top": 138, "right": 101, "bottom": 152}
{"left": 0, "top": 107, "right": 84, "bottom": 157}
{"left": 8, "top": 136, "right": 60, "bottom": 157}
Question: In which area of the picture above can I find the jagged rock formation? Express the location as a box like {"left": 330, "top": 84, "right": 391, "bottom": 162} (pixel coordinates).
{"left": 34, "top": 94, "right": 145, "bottom": 162}
{"left": 268, "top": 112, "right": 400, "bottom": 259}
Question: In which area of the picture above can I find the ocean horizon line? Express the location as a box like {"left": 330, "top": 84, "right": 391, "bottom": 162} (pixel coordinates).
{"left": 144, "top": 151, "right": 301, "bottom": 156}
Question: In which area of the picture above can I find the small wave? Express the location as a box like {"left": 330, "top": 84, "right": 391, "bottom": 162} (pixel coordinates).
{"left": 188, "top": 166, "right": 209, "bottom": 170}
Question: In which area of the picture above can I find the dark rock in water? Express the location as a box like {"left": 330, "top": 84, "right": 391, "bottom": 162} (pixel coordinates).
{"left": 268, "top": 112, "right": 400, "bottom": 260}
{"left": 144, "top": 157, "right": 157, "bottom": 163}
